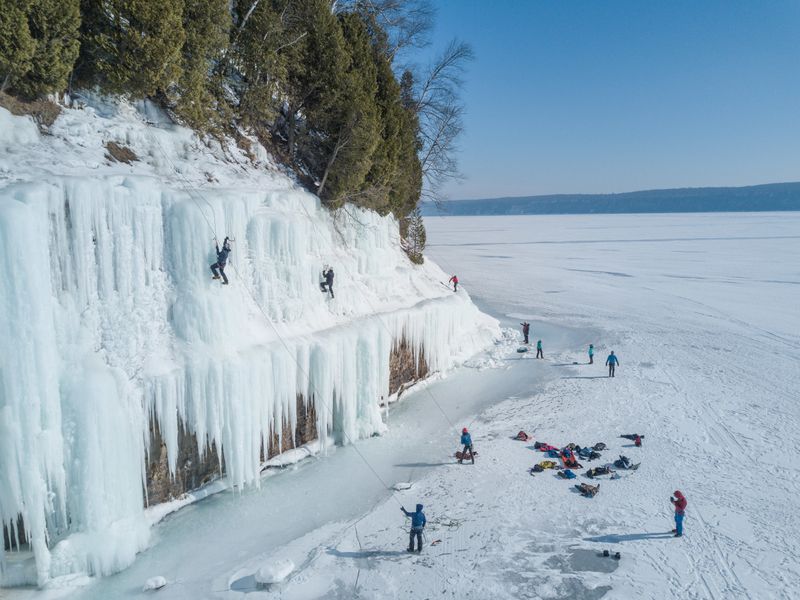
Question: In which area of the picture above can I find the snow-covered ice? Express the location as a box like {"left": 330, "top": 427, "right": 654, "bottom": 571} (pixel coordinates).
{"left": 0, "top": 99, "right": 497, "bottom": 587}
{"left": 142, "top": 576, "right": 166, "bottom": 591}
{"left": 190, "top": 211, "right": 796, "bottom": 600}
{"left": 254, "top": 559, "right": 294, "bottom": 585}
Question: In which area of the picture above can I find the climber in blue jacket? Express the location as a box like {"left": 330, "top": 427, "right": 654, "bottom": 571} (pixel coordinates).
{"left": 401, "top": 504, "right": 427, "bottom": 552}
{"left": 210, "top": 236, "right": 232, "bottom": 285}
{"left": 606, "top": 351, "right": 619, "bottom": 377}
{"left": 459, "top": 427, "right": 475, "bottom": 464}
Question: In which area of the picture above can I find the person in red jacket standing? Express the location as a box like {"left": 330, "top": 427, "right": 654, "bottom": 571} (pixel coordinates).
{"left": 448, "top": 274, "right": 459, "bottom": 292}
{"left": 670, "top": 490, "right": 687, "bottom": 537}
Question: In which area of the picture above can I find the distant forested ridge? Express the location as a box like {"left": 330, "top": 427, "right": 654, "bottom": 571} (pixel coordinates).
{"left": 422, "top": 183, "right": 800, "bottom": 216}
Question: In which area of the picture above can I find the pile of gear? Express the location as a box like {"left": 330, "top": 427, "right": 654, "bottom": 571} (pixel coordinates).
{"left": 529, "top": 441, "right": 607, "bottom": 474}
{"left": 522, "top": 433, "right": 647, "bottom": 499}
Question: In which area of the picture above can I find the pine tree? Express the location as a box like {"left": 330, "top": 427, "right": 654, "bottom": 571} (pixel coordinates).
{"left": 13, "top": 0, "right": 81, "bottom": 98}
{"left": 0, "top": 0, "right": 36, "bottom": 94}
{"left": 175, "top": 0, "right": 230, "bottom": 128}
{"left": 234, "top": 0, "right": 291, "bottom": 128}
{"left": 315, "top": 12, "right": 380, "bottom": 205}
{"left": 399, "top": 69, "right": 415, "bottom": 109}
{"left": 283, "top": 0, "right": 349, "bottom": 160}
{"left": 361, "top": 49, "right": 421, "bottom": 217}
{"left": 79, "top": 0, "right": 185, "bottom": 97}
{"left": 403, "top": 207, "right": 426, "bottom": 264}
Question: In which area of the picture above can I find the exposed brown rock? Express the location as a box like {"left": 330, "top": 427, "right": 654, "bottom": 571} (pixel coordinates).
{"left": 389, "top": 337, "right": 429, "bottom": 398}
{"left": 145, "top": 418, "right": 222, "bottom": 506}
{"left": 105, "top": 141, "right": 138, "bottom": 164}
{"left": 143, "top": 338, "right": 427, "bottom": 507}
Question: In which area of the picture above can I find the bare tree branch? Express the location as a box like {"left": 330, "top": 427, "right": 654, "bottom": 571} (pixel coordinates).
{"left": 410, "top": 39, "right": 473, "bottom": 205}
{"left": 338, "top": 0, "right": 436, "bottom": 60}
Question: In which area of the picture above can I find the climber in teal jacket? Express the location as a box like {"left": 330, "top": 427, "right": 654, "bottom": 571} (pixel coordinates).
{"left": 459, "top": 427, "right": 474, "bottom": 464}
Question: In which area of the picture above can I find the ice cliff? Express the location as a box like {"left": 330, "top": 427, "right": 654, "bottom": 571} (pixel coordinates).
{"left": 0, "top": 97, "right": 497, "bottom": 586}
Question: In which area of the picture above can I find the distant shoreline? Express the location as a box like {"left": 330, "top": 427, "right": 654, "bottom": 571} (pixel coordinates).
{"left": 422, "top": 182, "right": 800, "bottom": 216}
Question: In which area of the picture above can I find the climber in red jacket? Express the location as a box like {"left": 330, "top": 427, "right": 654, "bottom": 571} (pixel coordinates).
{"left": 670, "top": 490, "right": 687, "bottom": 537}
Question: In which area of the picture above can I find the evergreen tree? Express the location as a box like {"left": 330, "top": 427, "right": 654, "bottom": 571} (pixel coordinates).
{"left": 283, "top": 0, "right": 348, "bottom": 160}
{"left": 79, "top": 0, "right": 185, "bottom": 97}
{"left": 175, "top": 0, "right": 230, "bottom": 128}
{"left": 0, "top": 0, "right": 35, "bottom": 94}
{"left": 402, "top": 206, "right": 426, "bottom": 264}
{"left": 399, "top": 70, "right": 414, "bottom": 109}
{"left": 15, "top": 0, "right": 81, "bottom": 98}
{"left": 315, "top": 12, "right": 380, "bottom": 205}
{"left": 234, "top": 0, "right": 291, "bottom": 128}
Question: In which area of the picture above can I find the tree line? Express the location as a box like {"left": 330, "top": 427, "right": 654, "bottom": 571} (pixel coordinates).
{"left": 0, "top": 0, "right": 471, "bottom": 260}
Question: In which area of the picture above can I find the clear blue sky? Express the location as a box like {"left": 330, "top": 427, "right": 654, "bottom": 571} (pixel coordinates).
{"left": 410, "top": 0, "right": 800, "bottom": 200}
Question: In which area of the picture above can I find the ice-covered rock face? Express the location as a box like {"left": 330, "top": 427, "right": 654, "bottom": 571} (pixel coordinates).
{"left": 0, "top": 102, "right": 497, "bottom": 586}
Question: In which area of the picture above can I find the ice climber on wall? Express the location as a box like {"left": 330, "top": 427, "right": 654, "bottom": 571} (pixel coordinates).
{"left": 321, "top": 266, "right": 335, "bottom": 298}
{"left": 449, "top": 274, "right": 458, "bottom": 291}
{"left": 210, "top": 236, "right": 232, "bottom": 285}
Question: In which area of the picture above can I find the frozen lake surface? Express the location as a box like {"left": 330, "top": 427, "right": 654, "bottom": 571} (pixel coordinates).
{"left": 18, "top": 211, "right": 800, "bottom": 599}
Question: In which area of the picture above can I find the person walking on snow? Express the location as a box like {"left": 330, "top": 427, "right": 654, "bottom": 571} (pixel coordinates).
{"left": 670, "top": 491, "right": 687, "bottom": 537}
{"left": 588, "top": 344, "right": 594, "bottom": 364}
{"left": 521, "top": 322, "right": 530, "bottom": 344}
{"left": 401, "top": 504, "right": 427, "bottom": 552}
{"left": 536, "top": 340, "right": 543, "bottom": 359}
{"left": 459, "top": 427, "right": 474, "bottom": 464}
{"left": 321, "top": 267, "right": 335, "bottom": 298}
{"left": 606, "top": 351, "right": 619, "bottom": 377}
{"left": 210, "top": 236, "right": 232, "bottom": 285}
{"left": 449, "top": 274, "right": 459, "bottom": 292}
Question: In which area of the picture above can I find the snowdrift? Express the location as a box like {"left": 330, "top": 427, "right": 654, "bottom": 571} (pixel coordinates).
{"left": 0, "top": 98, "right": 497, "bottom": 586}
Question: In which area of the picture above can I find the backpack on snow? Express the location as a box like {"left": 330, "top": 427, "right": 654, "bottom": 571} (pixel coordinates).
{"left": 576, "top": 483, "right": 600, "bottom": 497}
{"left": 613, "top": 455, "right": 631, "bottom": 469}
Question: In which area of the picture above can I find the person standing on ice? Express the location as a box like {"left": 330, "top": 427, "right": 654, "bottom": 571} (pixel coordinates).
{"left": 401, "top": 504, "right": 427, "bottom": 553}
{"left": 670, "top": 491, "right": 687, "bottom": 537}
{"left": 521, "top": 322, "right": 530, "bottom": 344}
{"left": 449, "top": 274, "right": 459, "bottom": 292}
{"left": 536, "top": 340, "right": 543, "bottom": 359}
{"left": 588, "top": 344, "right": 594, "bottom": 364}
{"left": 459, "top": 427, "right": 475, "bottom": 464}
{"left": 606, "top": 351, "right": 619, "bottom": 377}
{"left": 210, "top": 236, "right": 232, "bottom": 285}
{"left": 321, "top": 267, "right": 334, "bottom": 298}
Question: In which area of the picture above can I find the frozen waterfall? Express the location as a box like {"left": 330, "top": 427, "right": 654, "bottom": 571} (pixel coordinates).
{"left": 0, "top": 103, "right": 497, "bottom": 586}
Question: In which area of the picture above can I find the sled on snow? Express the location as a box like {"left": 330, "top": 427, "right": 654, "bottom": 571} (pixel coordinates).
{"left": 455, "top": 450, "right": 478, "bottom": 461}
